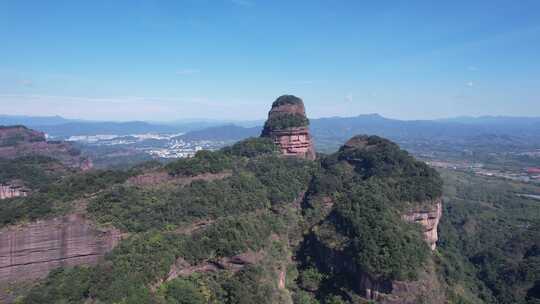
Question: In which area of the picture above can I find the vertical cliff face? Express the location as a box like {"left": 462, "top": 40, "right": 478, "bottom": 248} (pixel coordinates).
{"left": 0, "top": 214, "right": 122, "bottom": 283}
{"left": 402, "top": 199, "right": 443, "bottom": 250}
{"left": 0, "top": 184, "right": 28, "bottom": 200}
{"left": 300, "top": 135, "right": 445, "bottom": 303}
{"left": 261, "top": 95, "right": 316, "bottom": 160}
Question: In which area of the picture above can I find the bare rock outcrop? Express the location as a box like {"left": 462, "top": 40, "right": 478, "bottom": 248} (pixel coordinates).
{"left": 0, "top": 214, "right": 122, "bottom": 283}
{"left": 261, "top": 95, "right": 316, "bottom": 160}
{"left": 155, "top": 250, "right": 264, "bottom": 288}
{"left": 402, "top": 199, "right": 443, "bottom": 250}
{"left": 0, "top": 184, "right": 28, "bottom": 200}
{"left": 0, "top": 125, "right": 92, "bottom": 170}
{"left": 357, "top": 260, "right": 445, "bottom": 304}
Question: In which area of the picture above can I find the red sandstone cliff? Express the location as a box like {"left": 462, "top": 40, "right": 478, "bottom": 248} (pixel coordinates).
{"left": 0, "top": 214, "right": 122, "bottom": 284}
{"left": 0, "top": 179, "right": 29, "bottom": 200}
{"left": 402, "top": 199, "right": 443, "bottom": 250}
{"left": 0, "top": 184, "right": 28, "bottom": 200}
{"left": 261, "top": 95, "right": 316, "bottom": 160}
{"left": 0, "top": 125, "right": 92, "bottom": 170}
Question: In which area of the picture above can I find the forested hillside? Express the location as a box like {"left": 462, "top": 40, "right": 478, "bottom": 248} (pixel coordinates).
{"left": 1, "top": 128, "right": 539, "bottom": 303}
{"left": 0, "top": 133, "right": 446, "bottom": 304}
{"left": 436, "top": 170, "right": 540, "bottom": 304}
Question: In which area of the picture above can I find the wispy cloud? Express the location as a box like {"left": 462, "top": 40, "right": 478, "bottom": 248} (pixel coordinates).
{"left": 466, "top": 81, "right": 474, "bottom": 87}
{"left": 345, "top": 93, "right": 353, "bottom": 102}
{"left": 467, "top": 66, "right": 478, "bottom": 71}
{"left": 230, "top": 0, "right": 254, "bottom": 7}
{"left": 175, "top": 69, "right": 200, "bottom": 75}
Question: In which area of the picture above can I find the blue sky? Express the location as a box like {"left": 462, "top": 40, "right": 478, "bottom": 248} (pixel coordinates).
{"left": 1, "top": 0, "right": 539, "bottom": 121}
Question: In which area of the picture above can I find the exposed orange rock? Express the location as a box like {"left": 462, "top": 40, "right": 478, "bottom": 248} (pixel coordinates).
{"left": 402, "top": 199, "right": 443, "bottom": 250}
{"left": 0, "top": 214, "right": 122, "bottom": 283}
{"left": 261, "top": 95, "right": 316, "bottom": 160}
{"left": 161, "top": 250, "right": 265, "bottom": 284}
{"left": 0, "top": 183, "right": 28, "bottom": 200}
{"left": 0, "top": 125, "right": 92, "bottom": 170}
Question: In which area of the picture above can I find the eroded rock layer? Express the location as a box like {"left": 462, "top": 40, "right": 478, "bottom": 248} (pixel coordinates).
{"left": 402, "top": 199, "right": 443, "bottom": 250}
{"left": 0, "top": 184, "right": 28, "bottom": 200}
{"left": 0, "top": 214, "right": 122, "bottom": 283}
{"left": 0, "top": 125, "right": 92, "bottom": 170}
{"left": 261, "top": 95, "right": 316, "bottom": 160}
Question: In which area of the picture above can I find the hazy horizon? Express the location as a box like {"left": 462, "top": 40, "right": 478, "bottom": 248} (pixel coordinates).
{"left": 3, "top": 111, "right": 540, "bottom": 125}
{"left": 1, "top": 1, "right": 539, "bottom": 121}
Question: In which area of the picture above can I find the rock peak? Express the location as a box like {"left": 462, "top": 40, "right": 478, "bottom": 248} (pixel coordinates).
{"left": 271, "top": 95, "right": 304, "bottom": 107}
{"left": 341, "top": 135, "right": 397, "bottom": 152}
{"left": 0, "top": 125, "right": 92, "bottom": 170}
{"left": 261, "top": 95, "right": 316, "bottom": 160}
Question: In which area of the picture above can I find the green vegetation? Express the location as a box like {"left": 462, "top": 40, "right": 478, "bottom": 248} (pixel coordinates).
{"left": 0, "top": 156, "right": 62, "bottom": 188}
{"left": 0, "top": 160, "right": 135, "bottom": 228}
{"left": 14, "top": 135, "right": 445, "bottom": 304}
{"left": 0, "top": 126, "right": 44, "bottom": 147}
{"left": 89, "top": 142, "right": 314, "bottom": 232}
{"left": 272, "top": 94, "right": 304, "bottom": 107}
{"left": 263, "top": 113, "right": 310, "bottom": 132}
{"left": 436, "top": 169, "right": 540, "bottom": 304}
{"left": 222, "top": 137, "right": 278, "bottom": 158}
{"left": 165, "top": 150, "right": 234, "bottom": 176}
{"left": 292, "top": 135, "right": 441, "bottom": 302}
{"left": 22, "top": 212, "right": 287, "bottom": 304}
{"left": 337, "top": 135, "right": 442, "bottom": 201}
{"left": 331, "top": 183, "right": 429, "bottom": 281}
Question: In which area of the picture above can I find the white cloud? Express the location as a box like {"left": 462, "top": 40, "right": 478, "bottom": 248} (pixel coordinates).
{"left": 345, "top": 93, "right": 353, "bottom": 102}
{"left": 467, "top": 66, "right": 478, "bottom": 71}
{"left": 466, "top": 81, "right": 474, "bottom": 87}
{"left": 175, "top": 69, "right": 200, "bottom": 75}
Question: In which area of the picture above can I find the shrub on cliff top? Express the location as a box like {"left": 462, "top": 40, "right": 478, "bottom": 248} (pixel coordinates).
{"left": 262, "top": 113, "right": 309, "bottom": 132}
{"left": 272, "top": 94, "right": 304, "bottom": 107}
{"left": 223, "top": 137, "right": 278, "bottom": 158}
{"left": 336, "top": 135, "right": 443, "bottom": 201}
{"left": 331, "top": 182, "right": 429, "bottom": 281}
{"left": 166, "top": 150, "right": 233, "bottom": 176}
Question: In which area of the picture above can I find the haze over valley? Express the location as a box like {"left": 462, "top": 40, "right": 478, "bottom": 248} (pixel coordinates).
{"left": 1, "top": 1, "right": 540, "bottom": 304}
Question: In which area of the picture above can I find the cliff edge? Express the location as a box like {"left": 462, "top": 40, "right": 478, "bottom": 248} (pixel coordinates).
{"left": 261, "top": 95, "right": 316, "bottom": 160}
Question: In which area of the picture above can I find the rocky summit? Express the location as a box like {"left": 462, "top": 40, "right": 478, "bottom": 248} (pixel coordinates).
{"left": 261, "top": 95, "right": 316, "bottom": 160}
{"left": 0, "top": 125, "right": 92, "bottom": 170}
{"left": 0, "top": 101, "right": 448, "bottom": 304}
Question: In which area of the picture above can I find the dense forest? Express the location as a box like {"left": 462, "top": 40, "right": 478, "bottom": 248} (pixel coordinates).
{"left": 436, "top": 169, "right": 540, "bottom": 304}
{"left": 1, "top": 134, "right": 539, "bottom": 303}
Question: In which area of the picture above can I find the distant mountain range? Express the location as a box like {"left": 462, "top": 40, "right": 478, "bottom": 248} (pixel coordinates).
{"left": 0, "top": 115, "right": 232, "bottom": 138}
{"left": 177, "top": 125, "right": 261, "bottom": 142}
{"left": 0, "top": 115, "right": 75, "bottom": 126}
{"left": 2, "top": 114, "right": 540, "bottom": 148}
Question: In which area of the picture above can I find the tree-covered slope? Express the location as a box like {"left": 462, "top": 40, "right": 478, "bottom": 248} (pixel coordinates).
{"left": 7, "top": 135, "right": 444, "bottom": 304}
{"left": 436, "top": 169, "right": 540, "bottom": 304}
{"left": 295, "top": 135, "right": 444, "bottom": 303}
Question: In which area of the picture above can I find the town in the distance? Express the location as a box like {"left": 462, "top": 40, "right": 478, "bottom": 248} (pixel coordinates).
{"left": 2, "top": 106, "right": 539, "bottom": 186}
